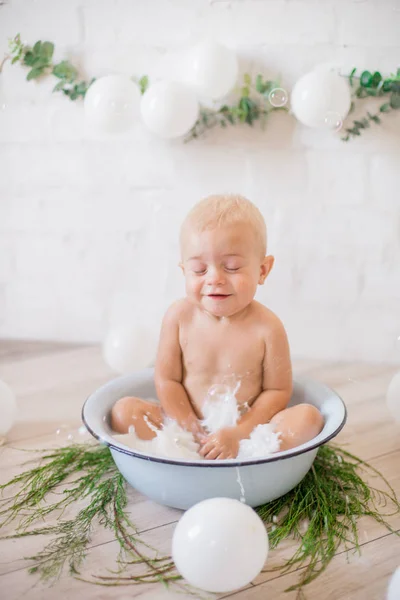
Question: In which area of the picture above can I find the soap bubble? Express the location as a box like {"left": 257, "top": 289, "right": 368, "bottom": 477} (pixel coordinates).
{"left": 324, "top": 111, "right": 343, "bottom": 131}
{"left": 268, "top": 88, "right": 288, "bottom": 108}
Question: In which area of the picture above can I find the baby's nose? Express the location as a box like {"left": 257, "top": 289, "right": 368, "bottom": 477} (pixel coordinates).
{"left": 206, "top": 267, "right": 226, "bottom": 285}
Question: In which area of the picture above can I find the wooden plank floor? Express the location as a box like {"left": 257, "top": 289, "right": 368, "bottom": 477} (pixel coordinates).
{"left": 0, "top": 340, "right": 399, "bottom": 600}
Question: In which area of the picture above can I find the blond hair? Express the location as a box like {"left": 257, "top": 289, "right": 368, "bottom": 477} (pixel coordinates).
{"left": 180, "top": 194, "right": 267, "bottom": 257}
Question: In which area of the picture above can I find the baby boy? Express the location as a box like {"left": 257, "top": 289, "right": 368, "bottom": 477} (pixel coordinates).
{"left": 111, "top": 194, "right": 323, "bottom": 459}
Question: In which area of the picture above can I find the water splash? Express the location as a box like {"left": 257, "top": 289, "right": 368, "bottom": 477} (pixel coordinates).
{"left": 201, "top": 383, "right": 240, "bottom": 433}
{"left": 235, "top": 466, "right": 246, "bottom": 503}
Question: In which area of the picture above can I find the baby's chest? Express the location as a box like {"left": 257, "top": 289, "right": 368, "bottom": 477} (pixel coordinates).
{"left": 180, "top": 324, "right": 265, "bottom": 375}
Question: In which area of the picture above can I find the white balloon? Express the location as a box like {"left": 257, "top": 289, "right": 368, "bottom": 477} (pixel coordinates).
{"left": 291, "top": 68, "right": 351, "bottom": 129}
{"left": 387, "top": 567, "right": 400, "bottom": 600}
{"left": 387, "top": 372, "right": 400, "bottom": 422}
{"left": 186, "top": 40, "right": 238, "bottom": 99}
{"left": 84, "top": 75, "right": 140, "bottom": 132}
{"left": 172, "top": 497, "right": 268, "bottom": 592}
{"left": 140, "top": 81, "right": 199, "bottom": 139}
{"left": 0, "top": 379, "right": 17, "bottom": 442}
{"left": 102, "top": 324, "right": 158, "bottom": 374}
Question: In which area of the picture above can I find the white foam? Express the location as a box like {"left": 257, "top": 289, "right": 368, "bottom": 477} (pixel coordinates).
{"left": 201, "top": 383, "right": 240, "bottom": 433}
{"left": 113, "top": 380, "right": 282, "bottom": 461}
{"left": 115, "top": 417, "right": 200, "bottom": 460}
{"left": 237, "top": 423, "right": 281, "bottom": 459}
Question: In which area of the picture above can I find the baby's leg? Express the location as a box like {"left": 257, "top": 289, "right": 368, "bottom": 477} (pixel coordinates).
{"left": 111, "top": 396, "right": 163, "bottom": 440}
{"left": 270, "top": 404, "right": 324, "bottom": 451}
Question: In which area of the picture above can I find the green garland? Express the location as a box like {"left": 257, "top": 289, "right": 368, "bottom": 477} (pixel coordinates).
{"left": 1, "top": 34, "right": 399, "bottom": 142}
{"left": 0, "top": 442, "right": 399, "bottom": 598}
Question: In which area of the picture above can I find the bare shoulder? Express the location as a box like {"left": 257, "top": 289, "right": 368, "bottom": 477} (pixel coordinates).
{"left": 252, "top": 301, "right": 287, "bottom": 336}
{"left": 162, "top": 298, "right": 195, "bottom": 327}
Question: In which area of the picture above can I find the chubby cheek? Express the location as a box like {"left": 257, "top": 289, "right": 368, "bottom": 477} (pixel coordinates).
{"left": 233, "top": 274, "right": 257, "bottom": 300}
{"left": 185, "top": 276, "right": 202, "bottom": 299}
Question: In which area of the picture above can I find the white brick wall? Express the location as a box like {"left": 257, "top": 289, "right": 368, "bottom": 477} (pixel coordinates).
{"left": 0, "top": 0, "right": 400, "bottom": 362}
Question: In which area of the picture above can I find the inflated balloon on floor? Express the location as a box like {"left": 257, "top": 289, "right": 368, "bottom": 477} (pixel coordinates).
{"left": 0, "top": 379, "right": 17, "bottom": 444}
{"left": 186, "top": 40, "right": 239, "bottom": 100}
{"left": 102, "top": 324, "right": 158, "bottom": 374}
{"left": 387, "top": 567, "right": 400, "bottom": 600}
{"left": 140, "top": 81, "right": 199, "bottom": 138}
{"left": 291, "top": 68, "right": 351, "bottom": 129}
{"left": 386, "top": 371, "right": 400, "bottom": 422}
{"left": 172, "top": 497, "right": 268, "bottom": 592}
{"left": 84, "top": 75, "right": 140, "bottom": 132}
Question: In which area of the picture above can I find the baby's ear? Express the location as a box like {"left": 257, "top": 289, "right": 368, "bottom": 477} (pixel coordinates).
{"left": 259, "top": 255, "right": 274, "bottom": 285}
{"left": 178, "top": 261, "right": 185, "bottom": 274}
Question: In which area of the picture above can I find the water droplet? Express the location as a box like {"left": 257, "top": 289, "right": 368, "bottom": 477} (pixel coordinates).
{"left": 272, "top": 515, "right": 278, "bottom": 523}
{"left": 324, "top": 111, "right": 343, "bottom": 131}
{"left": 1, "top": 104, "right": 7, "bottom": 111}
{"left": 55, "top": 424, "right": 68, "bottom": 435}
{"left": 268, "top": 88, "right": 288, "bottom": 108}
{"left": 78, "top": 425, "right": 87, "bottom": 435}
{"left": 67, "top": 433, "right": 74, "bottom": 441}
{"left": 271, "top": 524, "right": 277, "bottom": 532}
{"left": 208, "top": 383, "right": 231, "bottom": 398}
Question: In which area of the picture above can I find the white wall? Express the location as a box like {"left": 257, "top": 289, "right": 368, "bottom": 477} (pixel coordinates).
{"left": 0, "top": 0, "right": 399, "bottom": 362}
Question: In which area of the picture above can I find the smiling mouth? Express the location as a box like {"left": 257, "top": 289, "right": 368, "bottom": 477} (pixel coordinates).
{"left": 207, "top": 294, "right": 231, "bottom": 300}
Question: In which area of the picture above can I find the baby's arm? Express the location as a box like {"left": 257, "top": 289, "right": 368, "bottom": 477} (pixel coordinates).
{"left": 154, "top": 303, "right": 206, "bottom": 443}
{"left": 236, "top": 315, "right": 293, "bottom": 439}
{"left": 200, "top": 318, "right": 292, "bottom": 460}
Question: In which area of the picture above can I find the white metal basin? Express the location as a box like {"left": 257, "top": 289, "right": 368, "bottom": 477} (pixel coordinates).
{"left": 82, "top": 369, "right": 346, "bottom": 510}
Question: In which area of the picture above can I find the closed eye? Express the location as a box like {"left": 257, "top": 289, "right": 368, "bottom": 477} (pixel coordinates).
{"left": 225, "top": 267, "right": 240, "bottom": 272}
{"left": 194, "top": 269, "right": 207, "bottom": 275}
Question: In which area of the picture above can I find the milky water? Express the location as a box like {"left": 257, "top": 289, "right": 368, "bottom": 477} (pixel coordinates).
{"left": 113, "top": 381, "right": 281, "bottom": 461}
{"left": 235, "top": 467, "right": 246, "bottom": 503}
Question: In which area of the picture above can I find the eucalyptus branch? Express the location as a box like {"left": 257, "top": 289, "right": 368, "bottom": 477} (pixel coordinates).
{"left": 4, "top": 34, "right": 399, "bottom": 144}
{"left": 342, "top": 67, "right": 400, "bottom": 141}
{"left": 5, "top": 33, "right": 93, "bottom": 99}
{"left": 185, "top": 73, "right": 288, "bottom": 141}
{"left": 0, "top": 54, "right": 10, "bottom": 73}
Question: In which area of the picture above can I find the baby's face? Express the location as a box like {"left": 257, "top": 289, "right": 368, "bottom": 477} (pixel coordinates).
{"left": 180, "top": 223, "right": 273, "bottom": 318}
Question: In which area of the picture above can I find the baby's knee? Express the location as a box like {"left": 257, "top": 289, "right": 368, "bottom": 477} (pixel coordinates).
{"left": 299, "top": 403, "right": 324, "bottom": 435}
{"left": 111, "top": 396, "right": 145, "bottom": 433}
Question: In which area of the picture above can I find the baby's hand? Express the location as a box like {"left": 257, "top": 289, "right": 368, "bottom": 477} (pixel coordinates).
{"left": 189, "top": 422, "right": 208, "bottom": 446}
{"left": 199, "top": 427, "right": 240, "bottom": 460}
